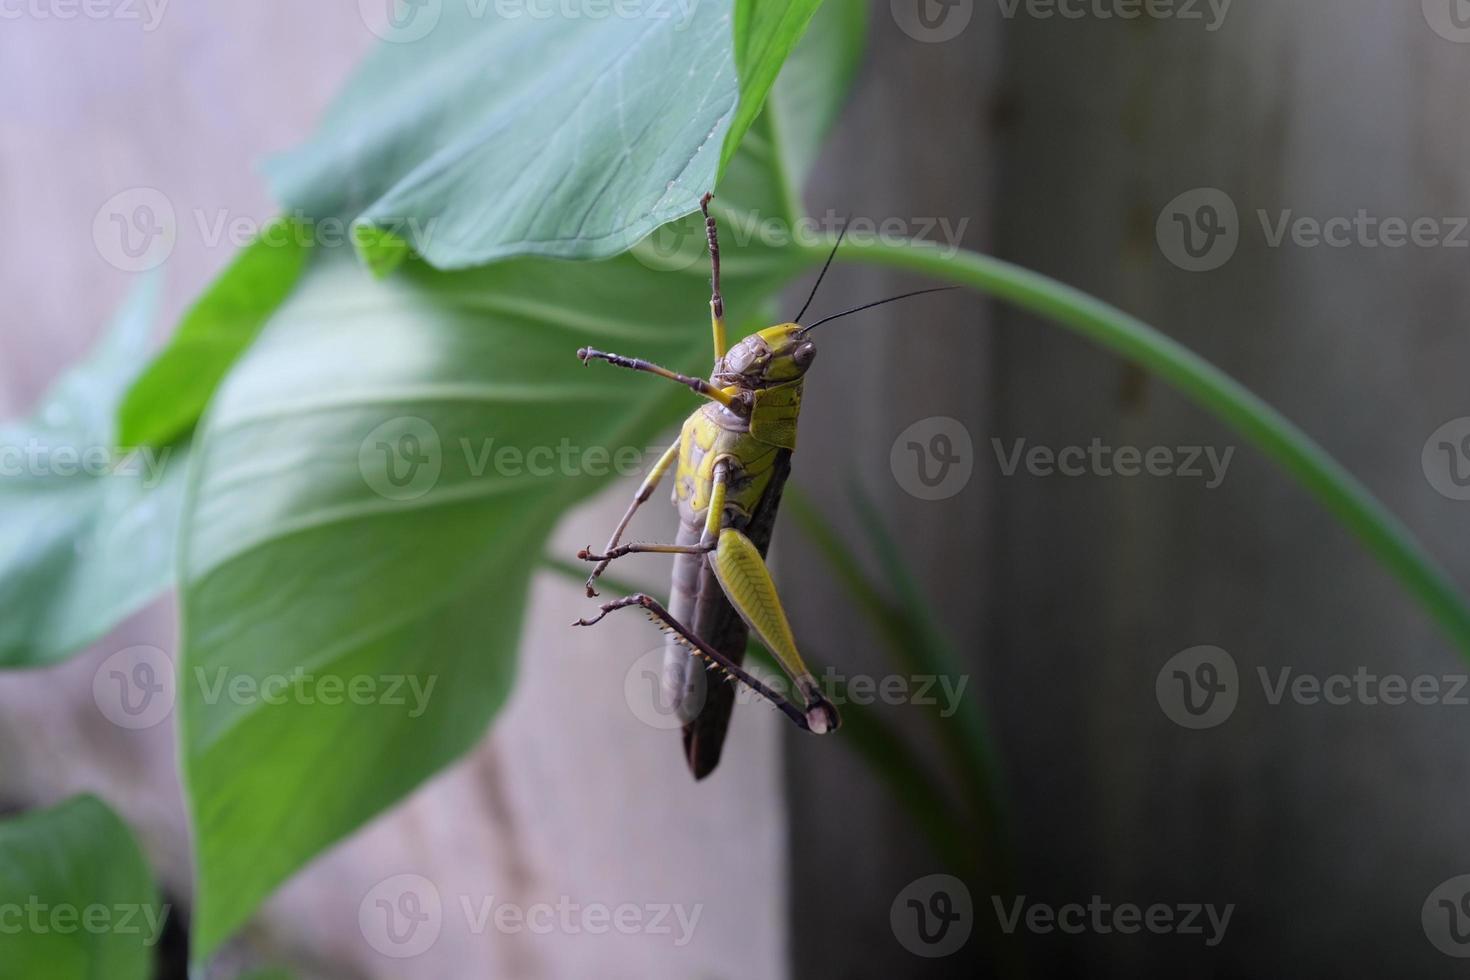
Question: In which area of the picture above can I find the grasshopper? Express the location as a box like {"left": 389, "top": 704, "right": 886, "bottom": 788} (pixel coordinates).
{"left": 574, "top": 194, "right": 951, "bottom": 778}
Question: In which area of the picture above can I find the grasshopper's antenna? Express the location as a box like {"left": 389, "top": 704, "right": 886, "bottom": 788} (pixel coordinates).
{"left": 798, "top": 286, "right": 959, "bottom": 334}
{"left": 793, "top": 221, "right": 849, "bottom": 325}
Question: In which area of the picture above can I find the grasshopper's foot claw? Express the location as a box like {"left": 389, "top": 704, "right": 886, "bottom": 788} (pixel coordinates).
{"left": 802, "top": 693, "right": 841, "bottom": 735}
{"left": 573, "top": 612, "right": 606, "bottom": 627}
{"left": 577, "top": 347, "right": 592, "bottom": 365}
{"left": 577, "top": 546, "right": 595, "bottom": 560}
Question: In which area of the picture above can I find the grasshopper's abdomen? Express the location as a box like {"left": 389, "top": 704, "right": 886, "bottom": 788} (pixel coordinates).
{"left": 663, "top": 520, "right": 710, "bottom": 723}
{"left": 662, "top": 400, "right": 796, "bottom": 777}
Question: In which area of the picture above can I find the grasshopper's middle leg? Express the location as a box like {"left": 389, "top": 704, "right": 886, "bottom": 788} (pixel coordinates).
{"left": 579, "top": 460, "right": 729, "bottom": 567}
{"left": 582, "top": 440, "right": 680, "bottom": 597}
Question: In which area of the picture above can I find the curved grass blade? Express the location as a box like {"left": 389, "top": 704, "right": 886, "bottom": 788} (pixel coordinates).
{"left": 819, "top": 236, "right": 1470, "bottom": 659}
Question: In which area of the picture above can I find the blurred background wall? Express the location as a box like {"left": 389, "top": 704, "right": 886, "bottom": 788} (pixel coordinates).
{"left": 5, "top": 1, "right": 1470, "bottom": 978}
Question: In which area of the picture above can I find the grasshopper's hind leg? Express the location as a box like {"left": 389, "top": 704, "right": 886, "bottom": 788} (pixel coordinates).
{"left": 573, "top": 593, "right": 816, "bottom": 732}
{"left": 709, "top": 527, "right": 841, "bottom": 735}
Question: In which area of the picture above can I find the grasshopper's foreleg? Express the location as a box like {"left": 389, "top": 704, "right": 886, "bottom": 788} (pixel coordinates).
{"left": 700, "top": 192, "right": 727, "bottom": 360}
{"left": 577, "top": 347, "right": 740, "bottom": 411}
{"left": 572, "top": 592, "right": 815, "bottom": 732}
{"left": 582, "top": 440, "right": 681, "bottom": 597}
{"left": 709, "top": 527, "right": 841, "bottom": 734}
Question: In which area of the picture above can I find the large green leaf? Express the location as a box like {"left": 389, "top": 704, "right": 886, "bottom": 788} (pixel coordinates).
{"left": 179, "top": 247, "right": 804, "bottom": 955}
{"left": 0, "top": 795, "right": 165, "bottom": 980}
{"left": 175, "top": 1, "right": 863, "bottom": 955}
{"left": 0, "top": 278, "right": 187, "bottom": 667}
{"left": 265, "top": 3, "right": 738, "bottom": 269}
{"left": 119, "top": 219, "right": 311, "bottom": 449}
{"left": 264, "top": 0, "right": 829, "bottom": 270}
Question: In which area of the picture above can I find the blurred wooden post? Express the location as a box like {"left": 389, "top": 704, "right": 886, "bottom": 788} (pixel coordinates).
{"left": 783, "top": 2, "right": 999, "bottom": 977}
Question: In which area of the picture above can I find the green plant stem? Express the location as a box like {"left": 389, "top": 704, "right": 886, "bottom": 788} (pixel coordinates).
{"left": 815, "top": 236, "right": 1470, "bottom": 659}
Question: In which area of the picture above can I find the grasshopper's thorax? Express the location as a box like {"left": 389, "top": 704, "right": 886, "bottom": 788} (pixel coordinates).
{"left": 672, "top": 323, "right": 816, "bottom": 526}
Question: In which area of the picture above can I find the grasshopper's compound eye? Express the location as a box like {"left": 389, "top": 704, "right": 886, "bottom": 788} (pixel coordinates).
{"left": 792, "top": 341, "right": 816, "bottom": 371}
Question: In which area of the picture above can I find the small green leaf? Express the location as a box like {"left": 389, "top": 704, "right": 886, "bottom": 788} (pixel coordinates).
{"left": 0, "top": 277, "right": 188, "bottom": 667}
{"left": 763, "top": 0, "right": 867, "bottom": 185}
{"left": 351, "top": 223, "right": 411, "bottom": 279}
{"left": 119, "top": 218, "right": 310, "bottom": 448}
{"left": 723, "top": 0, "right": 828, "bottom": 172}
{"left": 0, "top": 795, "right": 165, "bottom": 980}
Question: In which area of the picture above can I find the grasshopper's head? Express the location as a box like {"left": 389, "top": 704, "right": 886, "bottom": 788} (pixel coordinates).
{"left": 714, "top": 324, "right": 817, "bottom": 389}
